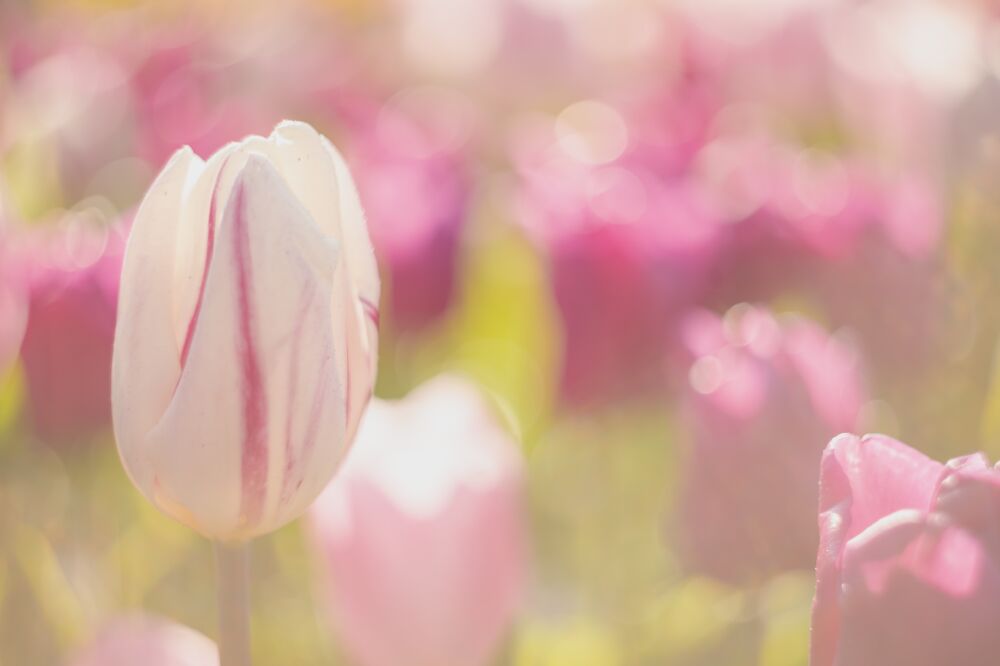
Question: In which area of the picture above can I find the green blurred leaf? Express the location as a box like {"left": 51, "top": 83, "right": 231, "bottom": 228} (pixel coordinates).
{"left": 759, "top": 573, "right": 814, "bottom": 666}
{"left": 13, "top": 524, "right": 88, "bottom": 649}
{"left": 514, "top": 617, "right": 622, "bottom": 666}
{"left": 445, "top": 223, "right": 559, "bottom": 445}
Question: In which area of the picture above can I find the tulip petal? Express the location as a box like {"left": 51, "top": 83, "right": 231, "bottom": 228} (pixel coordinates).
{"left": 113, "top": 146, "right": 200, "bottom": 494}
{"left": 811, "top": 433, "right": 944, "bottom": 666}
{"left": 171, "top": 142, "right": 238, "bottom": 358}
{"left": 267, "top": 120, "right": 379, "bottom": 437}
{"left": 146, "top": 154, "right": 345, "bottom": 538}
{"left": 70, "top": 615, "right": 218, "bottom": 666}
{"left": 837, "top": 518, "right": 1000, "bottom": 666}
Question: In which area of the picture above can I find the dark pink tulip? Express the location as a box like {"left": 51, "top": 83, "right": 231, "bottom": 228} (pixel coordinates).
{"left": 349, "top": 102, "right": 471, "bottom": 331}
{"left": 812, "top": 174, "right": 947, "bottom": 374}
{"left": 701, "top": 136, "right": 882, "bottom": 305}
{"left": 309, "top": 375, "right": 526, "bottom": 666}
{"left": 812, "top": 433, "right": 1000, "bottom": 666}
{"left": 68, "top": 615, "right": 217, "bottom": 666}
{"left": 18, "top": 220, "right": 123, "bottom": 444}
{"left": 676, "top": 305, "right": 865, "bottom": 585}
{"left": 516, "top": 100, "right": 723, "bottom": 405}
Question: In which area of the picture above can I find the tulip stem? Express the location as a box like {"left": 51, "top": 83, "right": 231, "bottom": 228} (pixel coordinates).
{"left": 214, "top": 540, "right": 253, "bottom": 666}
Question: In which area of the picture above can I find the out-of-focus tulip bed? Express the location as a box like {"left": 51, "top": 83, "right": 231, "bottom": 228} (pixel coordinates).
{"left": 4, "top": 0, "right": 1000, "bottom": 664}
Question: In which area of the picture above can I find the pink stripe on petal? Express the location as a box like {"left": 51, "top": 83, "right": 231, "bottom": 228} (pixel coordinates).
{"left": 361, "top": 297, "right": 379, "bottom": 330}
{"left": 181, "top": 158, "right": 229, "bottom": 367}
{"left": 232, "top": 182, "right": 268, "bottom": 528}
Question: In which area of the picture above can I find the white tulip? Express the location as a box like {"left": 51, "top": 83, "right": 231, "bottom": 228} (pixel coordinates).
{"left": 113, "top": 121, "right": 379, "bottom": 540}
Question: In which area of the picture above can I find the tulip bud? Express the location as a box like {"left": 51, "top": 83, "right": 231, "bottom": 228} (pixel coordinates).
{"left": 112, "top": 121, "right": 379, "bottom": 541}
{"left": 68, "top": 615, "right": 218, "bottom": 666}
{"left": 675, "top": 305, "right": 865, "bottom": 584}
{"left": 19, "top": 219, "right": 122, "bottom": 445}
{"left": 812, "top": 434, "right": 1000, "bottom": 666}
{"left": 309, "top": 375, "right": 526, "bottom": 666}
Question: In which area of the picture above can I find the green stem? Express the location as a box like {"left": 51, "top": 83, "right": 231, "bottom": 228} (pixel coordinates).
{"left": 214, "top": 540, "right": 252, "bottom": 666}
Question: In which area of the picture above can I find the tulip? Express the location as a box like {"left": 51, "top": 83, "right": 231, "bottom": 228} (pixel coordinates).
{"left": 812, "top": 433, "right": 1000, "bottom": 666}
{"left": 18, "top": 220, "right": 123, "bottom": 445}
{"left": 515, "top": 99, "right": 723, "bottom": 405}
{"left": 129, "top": 27, "right": 276, "bottom": 170}
{"left": 349, "top": 107, "right": 470, "bottom": 331}
{"left": 68, "top": 615, "right": 218, "bottom": 666}
{"left": 112, "top": 120, "right": 380, "bottom": 542}
{"left": 309, "top": 375, "right": 526, "bottom": 666}
{"left": 675, "top": 305, "right": 865, "bottom": 585}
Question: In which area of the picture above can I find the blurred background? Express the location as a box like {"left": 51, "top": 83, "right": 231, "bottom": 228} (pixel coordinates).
{"left": 3, "top": 0, "right": 1000, "bottom": 663}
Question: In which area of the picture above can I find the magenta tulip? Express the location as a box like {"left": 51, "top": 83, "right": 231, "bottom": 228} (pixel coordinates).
{"left": 19, "top": 221, "right": 123, "bottom": 444}
{"left": 350, "top": 110, "right": 470, "bottom": 331}
{"left": 68, "top": 615, "right": 218, "bottom": 666}
{"left": 812, "top": 433, "right": 1000, "bottom": 666}
{"left": 309, "top": 375, "right": 526, "bottom": 666}
{"left": 676, "top": 305, "right": 866, "bottom": 584}
{"left": 516, "top": 102, "right": 723, "bottom": 405}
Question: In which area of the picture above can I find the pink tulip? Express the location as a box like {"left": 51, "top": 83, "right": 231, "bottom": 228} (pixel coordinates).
{"left": 112, "top": 121, "right": 380, "bottom": 541}
{"left": 812, "top": 433, "right": 1000, "bottom": 666}
{"left": 811, "top": 173, "right": 947, "bottom": 374}
{"left": 349, "top": 104, "right": 471, "bottom": 331}
{"left": 309, "top": 375, "right": 526, "bottom": 666}
{"left": 18, "top": 220, "right": 123, "bottom": 444}
{"left": 128, "top": 27, "right": 278, "bottom": 169}
{"left": 68, "top": 615, "right": 218, "bottom": 666}
{"left": 676, "top": 305, "right": 865, "bottom": 584}
{"left": 515, "top": 97, "right": 723, "bottom": 405}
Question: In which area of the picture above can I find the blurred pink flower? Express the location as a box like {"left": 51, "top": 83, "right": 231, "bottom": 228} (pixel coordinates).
{"left": 19, "top": 219, "right": 124, "bottom": 445}
{"left": 676, "top": 305, "right": 866, "bottom": 585}
{"left": 812, "top": 433, "right": 1000, "bottom": 666}
{"left": 3, "top": 35, "right": 136, "bottom": 203}
{"left": 68, "top": 615, "right": 218, "bottom": 666}
{"left": 349, "top": 102, "right": 471, "bottom": 331}
{"left": 309, "top": 375, "right": 526, "bottom": 666}
{"left": 811, "top": 173, "right": 948, "bottom": 374}
{"left": 516, "top": 98, "right": 724, "bottom": 405}
{"left": 128, "top": 27, "right": 277, "bottom": 168}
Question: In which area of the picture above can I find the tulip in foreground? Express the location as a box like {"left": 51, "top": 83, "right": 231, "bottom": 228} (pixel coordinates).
{"left": 69, "top": 615, "right": 218, "bottom": 666}
{"left": 309, "top": 375, "right": 526, "bottom": 666}
{"left": 812, "top": 433, "right": 1000, "bottom": 666}
{"left": 112, "top": 120, "right": 379, "bottom": 665}
{"left": 676, "top": 305, "right": 865, "bottom": 585}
